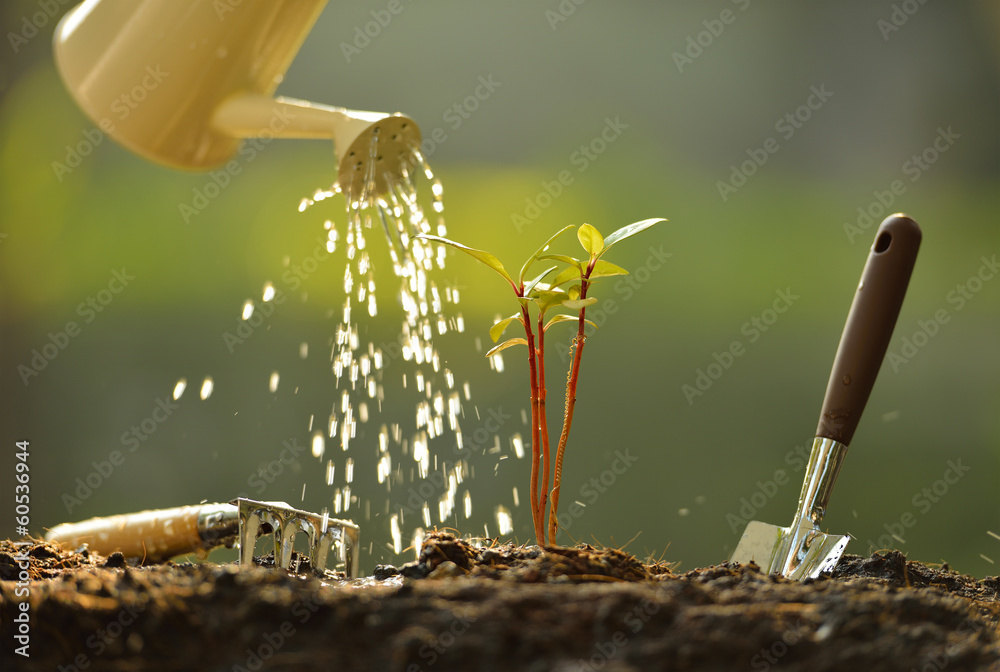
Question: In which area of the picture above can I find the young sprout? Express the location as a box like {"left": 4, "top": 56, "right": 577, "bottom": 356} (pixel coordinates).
{"left": 417, "top": 217, "right": 666, "bottom": 546}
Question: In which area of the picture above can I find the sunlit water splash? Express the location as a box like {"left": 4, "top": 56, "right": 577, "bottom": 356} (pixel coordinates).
{"left": 262, "top": 141, "right": 518, "bottom": 560}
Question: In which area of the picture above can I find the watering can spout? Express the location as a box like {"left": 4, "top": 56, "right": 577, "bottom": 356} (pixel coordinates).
{"left": 53, "top": 0, "right": 420, "bottom": 202}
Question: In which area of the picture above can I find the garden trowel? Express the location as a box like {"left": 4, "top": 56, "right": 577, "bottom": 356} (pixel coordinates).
{"left": 731, "top": 214, "right": 921, "bottom": 580}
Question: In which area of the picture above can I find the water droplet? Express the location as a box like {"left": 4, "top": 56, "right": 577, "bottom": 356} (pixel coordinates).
{"left": 268, "top": 371, "right": 279, "bottom": 393}
{"left": 390, "top": 515, "right": 402, "bottom": 554}
{"left": 496, "top": 506, "right": 513, "bottom": 535}
{"left": 412, "top": 528, "right": 424, "bottom": 560}
{"left": 199, "top": 377, "right": 214, "bottom": 400}
{"left": 511, "top": 433, "right": 524, "bottom": 459}
{"left": 241, "top": 301, "right": 254, "bottom": 320}
{"left": 173, "top": 378, "right": 187, "bottom": 400}
{"left": 311, "top": 432, "right": 325, "bottom": 459}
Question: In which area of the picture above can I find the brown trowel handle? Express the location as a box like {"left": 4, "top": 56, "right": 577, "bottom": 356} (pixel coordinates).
{"left": 45, "top": 505, "right": 206, "bottom": 563}
{"left": 816, "top": 214, "right": 921, "bottom": 445}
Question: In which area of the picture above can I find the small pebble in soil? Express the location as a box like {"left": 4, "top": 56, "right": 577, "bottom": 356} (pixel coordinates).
{"left": 104, "top": 552, "right": 127, "bottom": 568}
{"left": 373, "top": 564, "right": 400, "bottom": 580}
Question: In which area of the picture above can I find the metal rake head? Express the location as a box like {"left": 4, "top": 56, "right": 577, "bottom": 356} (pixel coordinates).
{"left": 234, "top": 498, "right": 360, "bottom": 578}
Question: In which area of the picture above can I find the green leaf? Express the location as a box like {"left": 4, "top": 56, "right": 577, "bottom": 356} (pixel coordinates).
{"left": 538, "top": 253, "right": 583, "bottom": 269}
{"left": 547, "top": 265, "right": 583, "bottom": 289}
{"left": 518, "top": 225, "right": 575, "bottom": 286}
{"left": 523, "top": 266, "right": 557, "bottom": 296}
{"left": 562, "top": 297, "right": 598, "bottom": 310}
{"left": 587, "top": 260, "right": 629, "bottom": 280}
{"left": 544, "top": 314, "right": 597, "bottom": 332}
{"left": 489, "top": 313, "right": 523, "bottom": 343}
{"left": 599, "top": 218, "right": 667, "bottom": 258}
{"left": 577, "top": 223, "right": 604, "bottom": 257}
{"left": 415, "top": 234, "right": 515, "bottom": 290}
{"left": 485, "top": 338, "right": 527, "bottom": 358}
{"left": 532, "top": 289, "right": 570, "bottom": 314}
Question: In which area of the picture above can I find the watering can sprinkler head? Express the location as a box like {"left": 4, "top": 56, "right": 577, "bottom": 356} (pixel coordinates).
{"left": 53, "top": 0, "right": 421, "bottom": 204}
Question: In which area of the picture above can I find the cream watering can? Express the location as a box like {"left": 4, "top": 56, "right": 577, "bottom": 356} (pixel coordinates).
{"left": 54, "top": 0, "right": 421, "bottom": 202}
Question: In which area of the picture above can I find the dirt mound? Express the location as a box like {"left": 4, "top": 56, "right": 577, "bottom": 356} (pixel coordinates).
{"left": 1, "top": 532, "right": 998, "bottom": 671}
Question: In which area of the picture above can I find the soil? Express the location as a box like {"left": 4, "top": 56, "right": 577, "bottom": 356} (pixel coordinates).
{"left": 2, "top": 532, "right": 998, "bottom": 671}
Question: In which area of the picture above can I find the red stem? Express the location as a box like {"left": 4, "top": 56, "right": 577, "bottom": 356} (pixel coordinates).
{"left": 520, "top": 302, "right": 544, "bottom": 545}
{"left": 548, "top": 271, "right": 592, "bottom": 545}
{"left": 536, "top": 312, "right": 551, "bottom": 543}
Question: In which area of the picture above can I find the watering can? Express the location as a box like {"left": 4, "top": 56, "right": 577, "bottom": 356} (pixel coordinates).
{"left": 53, "top": 0, "right": 421, "bottom": 202}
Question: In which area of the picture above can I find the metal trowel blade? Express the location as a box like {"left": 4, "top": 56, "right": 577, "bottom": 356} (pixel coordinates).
{"left": 732, "top": 520, "right": 849, "bottom": 580}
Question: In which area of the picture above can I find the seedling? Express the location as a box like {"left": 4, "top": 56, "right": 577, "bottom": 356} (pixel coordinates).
{"left": 417, "top": 218, "right": 667, "bottom": 545}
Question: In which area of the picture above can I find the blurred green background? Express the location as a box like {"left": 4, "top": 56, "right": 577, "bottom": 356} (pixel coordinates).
{"left": 1, "top": 1, "right": 998, "bottom": 576}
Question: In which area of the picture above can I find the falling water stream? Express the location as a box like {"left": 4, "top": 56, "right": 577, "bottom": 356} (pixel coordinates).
{"left": 230, "top": 139, "right": 521, "bottom": 564}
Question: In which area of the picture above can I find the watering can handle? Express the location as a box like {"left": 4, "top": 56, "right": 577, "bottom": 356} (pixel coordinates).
{"left": 816, "top": 214, "right": 921, "bottom": 445}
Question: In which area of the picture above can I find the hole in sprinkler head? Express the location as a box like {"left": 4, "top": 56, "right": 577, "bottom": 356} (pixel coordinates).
{"left": 392, "top": 134, "right": 399, "bottom": 141}
{"left": 377, "top": 155, "right": 383, "bottom": 162}
{"left": 355, "top": 162, "right": 363, "bottom": 170}
{"left": 401, "top": 123, "right": 408, "bottom": 129}
{"left": 874, "top": 232, "right": 891, "bottom": 253}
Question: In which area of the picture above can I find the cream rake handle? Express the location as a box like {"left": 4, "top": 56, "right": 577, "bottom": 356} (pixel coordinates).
{"left": 45, "top": 504, "right": 222, "bottom": 562}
